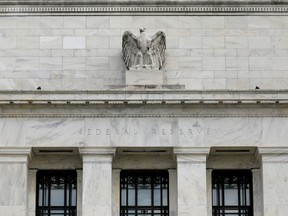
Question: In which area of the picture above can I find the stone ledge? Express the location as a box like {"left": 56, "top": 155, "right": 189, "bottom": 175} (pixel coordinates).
{"left": 0, "top": 90, "right": 286, "bottom": 104}
{"left": 258, "top": 147, "right": 288, "bottom": 162}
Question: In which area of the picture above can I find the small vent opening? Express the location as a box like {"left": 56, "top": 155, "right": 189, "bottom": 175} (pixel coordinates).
{"left": 215, "top": 149, "right": 250, "bottom": 153}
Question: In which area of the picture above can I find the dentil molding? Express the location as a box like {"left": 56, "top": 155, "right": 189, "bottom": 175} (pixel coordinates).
{"left": 0, "top": 0, "right": 288, "bottom": 15}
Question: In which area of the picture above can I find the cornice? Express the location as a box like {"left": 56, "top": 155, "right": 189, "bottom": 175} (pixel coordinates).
{"left": 0, "top": 89, "right": 287, "bottom": 104}
{"left": 0, "top": 0, "right": 288, "bottom": 15}
{"left": 0, "top": 90, "right": 287, "bottom": 118}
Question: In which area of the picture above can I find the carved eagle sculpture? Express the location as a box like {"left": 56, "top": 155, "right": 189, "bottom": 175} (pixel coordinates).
{"left": 122, "top": 28, "right": 166, "bottom": 70}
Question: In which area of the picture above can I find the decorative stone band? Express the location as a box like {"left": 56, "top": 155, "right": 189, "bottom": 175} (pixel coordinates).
{"left": 0, "top": 0, "right": 288, "bottom": 15}
{"left": 0, "top": 90, "right": 287, "bottom": 117}
{"left": 0, "top": 90, "right": 287, "bottom": 105}
{"left": 258, "top": 147, "right": 288, "bottom": 163}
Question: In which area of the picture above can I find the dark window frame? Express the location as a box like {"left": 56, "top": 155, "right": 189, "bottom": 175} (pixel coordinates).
{"left": 212, "top": 170, "right": 253, "bottom": 216}
{"left": 36, "top": 170, "right": 77, "bottom": 216}
{"left": 120, "top": 170, "right": 169, "bottom": 216}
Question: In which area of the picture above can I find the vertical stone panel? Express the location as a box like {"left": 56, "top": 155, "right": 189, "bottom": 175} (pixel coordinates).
{"left": 206, "top": 169, "right": 212, "bottom": 216}
{"left": 112, "top": 169, "right": 121, "bottom": 216}
{"left": 77, "top": 170, "right": 83, "bottom": 216}
{"left": 259, "top": 147, "right": 288, "bottom": 216}
{"left": 0, "top": 148, "right": 31, "bottom": 216}
{"left": 174, "top": 148, "right": 209, "bottom": 216}
{"left": 168, "top": 169, "right": 177, "bottom": 216}
{"left": 80, "top": 148, "right": 115, "bottom": 216}
{"left": 252, "top": 169, "right": 263, "bottom": 216}
{"left": 27, "top": 170, "right": 37, "bottom": 216}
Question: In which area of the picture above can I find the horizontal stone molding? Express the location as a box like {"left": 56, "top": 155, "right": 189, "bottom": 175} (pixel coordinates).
{"left": 0, "top": 90, "right": 287, "bottom": 117}
{"left": 0, "top": 147, "right": 31, "bottom": 155}
{"left": 0, "top": 0, "right": 288, "bottom": 15}
{"left": 0, "top": 90, "right": 287, "bottom": 104}
{"left": 0, "top": 147, "right": 32, "bottom": 164}
{"left": 1, "top": 113, "right": 288, "bottom": 118}
{"left": 258, "top": 147, "right": 288, "bottom": 154}
{"left": 258, "top": 147, "right": 288, "bottom": 163}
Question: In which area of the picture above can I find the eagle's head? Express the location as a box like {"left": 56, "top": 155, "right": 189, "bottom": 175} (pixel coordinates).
{"left": 139, "top": 27, "right": 146, "bottom": 33}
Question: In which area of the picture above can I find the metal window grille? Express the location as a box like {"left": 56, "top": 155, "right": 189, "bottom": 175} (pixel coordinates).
{"left": 36, "top": 170, "right": 77, "bottom": 216}
{"left": 120, "top": 170, "right": 169, "bottom": 216}
{"left": 212, "top": 170, "right": 253, "bottom": 216}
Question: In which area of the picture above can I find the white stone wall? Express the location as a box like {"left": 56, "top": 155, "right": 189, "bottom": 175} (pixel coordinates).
{"left": 1, "top": 16, "right": 288, "bottom": 90}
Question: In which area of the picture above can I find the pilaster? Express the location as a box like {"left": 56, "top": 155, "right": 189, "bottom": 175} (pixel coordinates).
{"left": 27, "top": 169, "right": 37, "bottom": 216}
{"left": 252, "top": 168, "right": 263, "bottom": 216}
{"left": 79, "top": 147, "right": 116, "bottom": 216}
{"left": 168, "top": 169, "right": 177, "bottom": 216}
{"left": 0, "top": 147, "right": 31, "bottom": 216}
{"left": 112, "top": 169, "right": 121, "bottom": 216}
{"left": 258, "top": 147, "right": 288, "bottom": 216}
{"left": 173, "top": 147, "right": 210, "bottom": 216}
{"left": 206, "top": 169, "right": 213, "bottom": 216}
{"left": 77, "top": 169, "right": 83, "bottom": 216}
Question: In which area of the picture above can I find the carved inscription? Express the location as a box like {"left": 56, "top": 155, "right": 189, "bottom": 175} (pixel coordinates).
{"left": 85, "top": 122, "right": 209, "bottom": 137}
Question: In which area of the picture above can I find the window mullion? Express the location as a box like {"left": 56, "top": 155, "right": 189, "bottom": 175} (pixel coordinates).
{"left": 221, "top": 178, "right": 225, "bottom": 216}
{"left": 64, "top": 176, "right": 67, "bottom": 216}
{"left": 238, "top": 175, "right": 241, "bottom": 216}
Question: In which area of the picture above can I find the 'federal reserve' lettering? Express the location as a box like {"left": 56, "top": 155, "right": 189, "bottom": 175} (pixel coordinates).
{"left": 88, "top": 127, "right": 207, "bottom": 136}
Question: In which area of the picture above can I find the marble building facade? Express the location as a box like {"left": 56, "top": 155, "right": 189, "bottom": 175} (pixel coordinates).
{"left": 1, "top": 1, "right": 288, "bottom": 216}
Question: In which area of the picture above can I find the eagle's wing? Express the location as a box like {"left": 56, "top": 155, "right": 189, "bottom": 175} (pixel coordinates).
{"left": 150, "top": 31, "right": 166, "bottom": 69}
{"left": 122, "top": 31, "right": 139, "bottom": 70}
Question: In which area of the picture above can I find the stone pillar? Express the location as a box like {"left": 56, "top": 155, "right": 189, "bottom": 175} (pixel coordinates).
{"left": 259, "top": 147, "right": 288, "bottom": 216}
{"left": 76, "top": 170, "right": 83, "bottom": 216}
{"left": 112, "top": 169, "right": 121, "bottom": 216}
{"left": 79, "top": 147, "right": 116, "bottom": 216}
{"left": 27, "top": 169, "right": 37, "bottom": 216}
{"left": 0, "top": 148, "right": 31, "bottom": 216}
{"left": 173, "top": 147, "right": 210, "bottom": 216}
{"left": 168, "top": 169, "right": 177, "bottom": 216}
{"left": 206, "top": 169, "right": 213, "bottom": 216}
{"left": 252, "top": 168, "right": 263, "bottom": 216}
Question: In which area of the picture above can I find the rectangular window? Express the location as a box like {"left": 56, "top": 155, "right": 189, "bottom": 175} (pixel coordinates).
{"left": 212, "top": 170, "right": 253, "bottom": 216}
{"left": 120, "top": 170, "right": 169, "bottom": 216}
{"left": 36, "top": 170, "right": 77, "bottom": 216}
